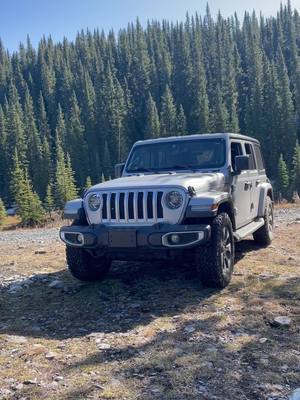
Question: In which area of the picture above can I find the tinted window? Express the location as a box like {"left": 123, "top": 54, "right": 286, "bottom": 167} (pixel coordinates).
{"left": 126, "top": 139, "right": 226, "bottom": 172}
{"left": 231, "top": 142, "right": 243, "bottom": 171}
{"left": 244, "top": 143, "right": 256, "bottom": 170}
{"left": 253, "top": 144, "right": 265, "bottom": 171}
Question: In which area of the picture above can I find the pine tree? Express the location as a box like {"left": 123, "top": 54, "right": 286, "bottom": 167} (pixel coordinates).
{"left": 66, "top": 92, "right": 88, "bottom": 187}
{"left": 177, "top": 105, "right": 187, "bottom": 135}
{"left": 11, "top": 152, "right": 45, "bottom": 226}
{"left": 44, "top": 184, "right": 54, "bottom": 218}
{"left": 18, "top": 171, "right": 45, "bottom": 227}
{"left": 144, "top": 93, "right": 160, "bottom": 138}
{"left": 291, "top": 141, "right": 300, "bottom": 194}
{"left": 23, "top": 87, "right": 44, "bottom": 196}
{"left": 0, "top": 198, "right": 6, "bottom": 226}
{"left": 54, "top": 134, "right": 78, "bottom": 209}
{"left": 84, "top": 176, "right": 92, "bottom": 191}
{"left": 160, "top": 85, "right": 177, "bottom": 136}
{"left": 277, "top": 154, "right": 290, "bottom": 199}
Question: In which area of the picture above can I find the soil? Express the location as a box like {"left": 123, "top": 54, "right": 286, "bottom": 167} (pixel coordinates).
{"left": 0, "top": 207, "right": 299, "bottom": 399}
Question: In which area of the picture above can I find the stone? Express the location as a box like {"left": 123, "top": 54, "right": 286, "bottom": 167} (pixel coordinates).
{"left": 5, "top": 335, "right": 28, "bottom": 344}
{"left": 23, "top": 378, "right": 37, "bottom": 385}
{"left": 45, "top": 351, "right": 58, "bottom": 360}
{"left": 197, "top": 384, "right": 209, "bottom": 395}
{"left": 184, "top": 325, "right": 196, "bottom": 333}
{"left": 12, "top": 383, "right": 24, "bottom": 390}
{"left": 273, "top": 316, "right": 292, "bottom": 327}
{"left": 53, "top": 375, "right": 64, "bottom": 381}
{"left": 259, "top": 337, "right": 268, "bottom": 344}
{"left": 289, "top": 389, "right": 300, "bottom": 400}
{"left": 0, "top": 389, "right": 12, "bottom": 397}
{"left": 48, "top": 280, "right": 64, "bottom": 289}
{"left": 97, "top": 343, "right": 111, "bottom": 350}
{"left": 35, "top": 250, "right": 47, "bottom": 254}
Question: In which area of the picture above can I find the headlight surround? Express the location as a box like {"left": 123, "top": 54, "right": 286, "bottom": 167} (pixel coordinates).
{"left": 87, "top": 193, "right": 101, "bottom": 211}
{"left": 165, "top": 191, "right": 184, "bottom": 209}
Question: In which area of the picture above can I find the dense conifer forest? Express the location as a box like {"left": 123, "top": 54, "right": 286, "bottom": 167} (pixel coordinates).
{"left": 0, "top": 1, "right": 300, "bottom": 220}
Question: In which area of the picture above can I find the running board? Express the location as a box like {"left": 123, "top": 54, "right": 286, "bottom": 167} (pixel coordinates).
{"left": 234, "top": 218, "right": 264, "bottom": 241}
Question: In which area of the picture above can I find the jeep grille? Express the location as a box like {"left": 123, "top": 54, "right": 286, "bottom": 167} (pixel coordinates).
{"left": 98, "top": 190, "right": 164, "bottom": 223}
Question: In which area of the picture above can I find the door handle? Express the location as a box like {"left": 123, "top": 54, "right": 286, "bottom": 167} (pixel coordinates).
{"left": 244, "top": 181, "right": 252, "bottom": 190}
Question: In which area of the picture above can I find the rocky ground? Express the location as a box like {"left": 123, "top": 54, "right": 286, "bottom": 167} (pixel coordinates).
{"left": 0, "top": 207, "right": 299, "bottom": 400}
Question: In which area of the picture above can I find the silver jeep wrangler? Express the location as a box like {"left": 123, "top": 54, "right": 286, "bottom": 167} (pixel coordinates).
{"left": 60, "top": 133, "right": 274, "bottom": 288}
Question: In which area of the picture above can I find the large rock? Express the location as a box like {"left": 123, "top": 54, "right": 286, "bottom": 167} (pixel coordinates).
{"left": 273, "top": 316, "right": 292, "bottom": 327}
{"left": 289, "top": 388, "right": 300, "bottom": 400}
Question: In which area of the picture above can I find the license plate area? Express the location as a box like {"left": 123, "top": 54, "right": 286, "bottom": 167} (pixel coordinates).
{"left": 108, "top": 230, "right": 137, "bottom": 248}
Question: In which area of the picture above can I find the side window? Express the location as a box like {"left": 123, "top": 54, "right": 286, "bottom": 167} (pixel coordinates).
{"left": 253, "top": 144, "right": 265, "bottom": 172}
{"left": 230, "top": 142, "right": 243, "bottom": 171}
{"left": 244, "top": 143, "right": 256, "bottom": 170}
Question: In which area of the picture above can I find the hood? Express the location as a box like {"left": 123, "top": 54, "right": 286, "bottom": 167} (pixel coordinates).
{"left": 88, "top": 172, "right": 225, "bottom": 194}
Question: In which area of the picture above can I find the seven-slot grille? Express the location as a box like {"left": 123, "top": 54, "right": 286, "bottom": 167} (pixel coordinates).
{"left": 99, "top": 190, "right": 164, "bottom": 223}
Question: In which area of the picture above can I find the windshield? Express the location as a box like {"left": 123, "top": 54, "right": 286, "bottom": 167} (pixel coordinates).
{"left": 126, "top": 138, "right": 226, "bottom": 173}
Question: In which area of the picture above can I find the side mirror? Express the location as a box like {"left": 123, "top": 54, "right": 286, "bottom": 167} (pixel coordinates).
{"left": 234, "top": 155, "right": 250, "bottom": 175}
{"left": 115, "top": 163, "right": 125, "bottom": 178}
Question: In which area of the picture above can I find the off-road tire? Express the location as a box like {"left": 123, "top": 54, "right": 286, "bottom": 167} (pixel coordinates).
{"left": 66, "top": 246, "right": 111, "bottom": 281}
{"left": 253, "top": 196, "right": 274, "bottom": 246}
{"left": 195, "top": 212, "right": 235, "bottom": 289}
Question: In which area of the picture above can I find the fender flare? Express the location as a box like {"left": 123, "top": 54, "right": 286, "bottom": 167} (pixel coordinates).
{"left": 257, "top": 183, "right": 273, "bottom": 217}
{"left": 63, "top": 198, "right": 84, "bottom": 220}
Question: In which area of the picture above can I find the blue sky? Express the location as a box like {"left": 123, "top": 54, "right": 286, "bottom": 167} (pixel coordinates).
{"left": 1, "top": 0, "right": 299, "bottom": 52}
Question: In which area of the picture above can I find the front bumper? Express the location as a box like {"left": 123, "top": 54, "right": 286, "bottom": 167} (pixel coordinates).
{"left": 59, "top": 223, "right": 211, "bottom": 251}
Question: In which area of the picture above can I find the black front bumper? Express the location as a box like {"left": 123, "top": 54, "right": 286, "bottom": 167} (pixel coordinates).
{"left": 59, "top": 223, "right": 211, "bottom": 253}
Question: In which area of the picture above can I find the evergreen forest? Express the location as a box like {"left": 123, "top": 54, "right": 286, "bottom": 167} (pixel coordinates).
{"left": 0, "top": 1, "right": 300, "bottom": 223}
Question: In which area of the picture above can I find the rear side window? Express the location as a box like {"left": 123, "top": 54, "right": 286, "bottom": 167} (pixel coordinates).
{"left": 244, "top": 143, "right": 256, "bottom": 170}
{"left": 231, "top": 142, "right": 243, "bottom": 171}
{"left": 253, "top": 144, "right": 265, "bottom": 171}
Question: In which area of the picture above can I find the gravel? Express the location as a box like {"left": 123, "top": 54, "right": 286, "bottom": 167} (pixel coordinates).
{"left": 0, "top": 227, "right": 60, "bottom": 245}
{"left": 274, "top": 207, "right": 300, "bottom": 222}
{"left": 0, "top": 207, "right": 299, "bottom": 246}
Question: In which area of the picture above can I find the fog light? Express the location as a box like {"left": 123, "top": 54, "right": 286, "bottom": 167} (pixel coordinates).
{"left": 77, "top": 234, "right": 83, "bottom": 244}
{"left": 170, "top": 234, "right": 181, "bottom": 244}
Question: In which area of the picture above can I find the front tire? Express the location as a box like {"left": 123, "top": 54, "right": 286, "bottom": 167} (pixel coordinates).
{"left": 195, "top": 212, "right": 235, "bottom": 288}
{"left": 66, "top": 246, "right": 111, "bottom": 282}
{"left": 253, "top": 196, "right": 274, "bottom": 246}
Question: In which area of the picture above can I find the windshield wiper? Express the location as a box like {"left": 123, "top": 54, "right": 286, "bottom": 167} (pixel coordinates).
{"left": 162, "top": 165, "right": 198, "bottom": 172}
{"left": 128, "top": 168, "right": 159, "bottom": 174}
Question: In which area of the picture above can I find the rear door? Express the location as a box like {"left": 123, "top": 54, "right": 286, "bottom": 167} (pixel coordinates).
{"left": 252, "top": 143, "right": 267, "bottom": 217}
{"left": 244, "top": 142, "right": 259, "bottom": 220}
{"left": 230, "top": 141, "right": 252, "bottom": 228}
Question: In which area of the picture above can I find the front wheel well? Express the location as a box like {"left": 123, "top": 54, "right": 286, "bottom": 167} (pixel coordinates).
{"left": 267, "top": 189, "right": 273, "bottom": 201}
{"left": 217, "top": 202, "right": 236, "bottom": 231}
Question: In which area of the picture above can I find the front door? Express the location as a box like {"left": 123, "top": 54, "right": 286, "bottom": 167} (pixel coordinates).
{"left": 230, "top": 142, "right": 252, "bottom": 228}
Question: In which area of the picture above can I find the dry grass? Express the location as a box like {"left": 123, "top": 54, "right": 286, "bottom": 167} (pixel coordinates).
{"left": 0, "top": 220, "right": 299, "bottom": 399}
{"left": 0, "top": 216, "right": 20, "bottom": 231}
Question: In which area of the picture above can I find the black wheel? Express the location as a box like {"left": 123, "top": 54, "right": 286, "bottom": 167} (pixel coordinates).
{"left": 195, "top": 212, "right": 235, "bottom": 288}
{"left": 253, "top": 196, "right": 274, "bottom": 246}
{"left": 66, "top": 246, "right": 111, "bottom": 282}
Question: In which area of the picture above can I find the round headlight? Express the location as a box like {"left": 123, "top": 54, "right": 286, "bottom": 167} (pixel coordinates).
{"left": 165, "top": 191, "right": 184, "bottom": 209}
{"left": 88, "top": 193, "right": 101, "bottom": 211}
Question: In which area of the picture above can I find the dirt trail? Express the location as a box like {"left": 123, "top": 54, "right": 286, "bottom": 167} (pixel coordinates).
{"left": 0, "top": 207, "right": 299, "bottom": 399}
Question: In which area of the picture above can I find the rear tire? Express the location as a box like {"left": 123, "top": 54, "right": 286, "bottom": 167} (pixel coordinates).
{"left": 195, "top": 212, "right": 235, "bottom": 289}
{"left": 66, "top": 246, "right": 111, "bottom": 282}
{"left": 253, "top": 196, "right": 274, "bottom": 246}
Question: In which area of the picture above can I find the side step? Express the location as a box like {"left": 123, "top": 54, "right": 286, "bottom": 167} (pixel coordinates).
{"left": 234, "top": 218, "right": 264, "bottom": 241}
